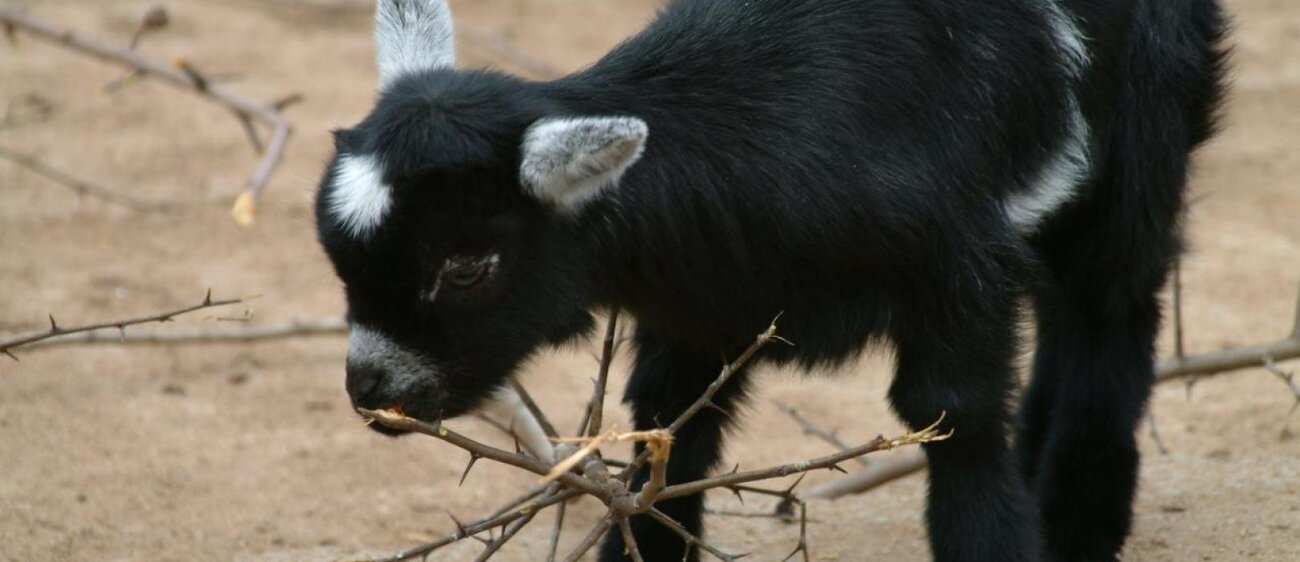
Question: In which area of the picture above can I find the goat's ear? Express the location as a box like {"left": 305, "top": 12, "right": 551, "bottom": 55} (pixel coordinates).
{"left": 519, "top": 117, "right": 649, "bottom": 212}
{"left": 376, "top": 0, "right": 456, "bottom": 90}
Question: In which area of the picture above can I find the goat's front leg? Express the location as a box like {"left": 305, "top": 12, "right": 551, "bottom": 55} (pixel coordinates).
{"left": 888, "top": 277, "right": 1042, "bottom": 562}
{"left": 598, "top": 331, "right": 753, "bottom": 562}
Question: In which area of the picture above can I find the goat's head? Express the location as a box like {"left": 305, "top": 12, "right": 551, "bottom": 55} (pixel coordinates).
{"left": 315, "top": 0, "right": 647, "bottom": 432}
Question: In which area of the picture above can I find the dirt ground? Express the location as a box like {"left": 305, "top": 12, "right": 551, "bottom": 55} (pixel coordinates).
{"left": 1, "top": 0, "right": 1297, "bottom": 560}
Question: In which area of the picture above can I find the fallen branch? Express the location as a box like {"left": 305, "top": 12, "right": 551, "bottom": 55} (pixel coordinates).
{"left": 0, "top": 6, "right": 295, "bottom": 225}
{"left": 0, "top": 144, "right": 165, "bottom": 211}
{"left": 0, "top": 290, "right": 247, "bottom": 360}
{"left": 18, "top": 318, "right": 345, "bottom": 350}
{"left": 354, "top": 318, "right": 947, "bottom": 562}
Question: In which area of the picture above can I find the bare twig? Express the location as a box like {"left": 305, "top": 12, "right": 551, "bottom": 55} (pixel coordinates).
{"left": 560, "top": 516, "right": 612, "bottom": 562}
{"left": 357, "top": 488, "right": 582, "bottom": 562}
{"left": 508, "top": 380, "right": 559, "bottom": 441}
{"left": 0, "top": 290, "right": 246, "bottom": 360}
{"left": 1173, "top": 260, "right": 1186, "bottom": 359}
{"left": 19, "top": 318, "right": 346, "bottom": 350}
{"left": 655, "top": 414, "right": 950, "bottom": 502}
{"left": 0, "top": 7, "right": 295, "bottom": 225}
{"left": 776, "top": 401, "right": 868, "bottom": 467}
{"left": 617, "top": 518, "right": 647, "bottom": 562}
{"left": 580, "top": 309, "right": 621, "bottom": 437}
{"left": 545, "top": 500, "right": 567, "bottom": 562}
{"left": 470, "top": 509, "right": 536, "bottom": 562}
{"left": 647, "top": 508, "right": 744, "bottom": 562}
{"left": 0, "top": 144, "right": 165, "bottom": 211}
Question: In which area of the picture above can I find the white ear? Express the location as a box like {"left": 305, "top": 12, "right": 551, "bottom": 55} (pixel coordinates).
{"left": 519, "top": 116, "right": 649, "bottom": 212}
{"left": 376, "top": 0, "right": 456, "bottom": 90}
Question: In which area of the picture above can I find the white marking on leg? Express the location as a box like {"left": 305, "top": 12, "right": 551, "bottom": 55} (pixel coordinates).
{"left": 328, "top": 153, "right": 392, "bottom": 240}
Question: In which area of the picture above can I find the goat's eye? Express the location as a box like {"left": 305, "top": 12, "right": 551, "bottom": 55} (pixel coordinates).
{"left": 445, "top": 262, "right": 490, "bottom": 288}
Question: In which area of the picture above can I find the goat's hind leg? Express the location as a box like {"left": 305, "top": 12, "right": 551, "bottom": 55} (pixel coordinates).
{"left": 888, "top": 265, "right": 1041, "bottom": 562}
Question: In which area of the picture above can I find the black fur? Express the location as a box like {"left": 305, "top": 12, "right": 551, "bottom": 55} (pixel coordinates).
{"left": 316, "top": 1, "right": 1228, "bottom": 560}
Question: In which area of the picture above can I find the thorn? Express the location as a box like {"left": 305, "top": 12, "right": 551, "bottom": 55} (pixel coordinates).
{"left": 729, "top": 486, "right": 744, "bottom": 505}
{"left": 271, "top": 93, "right": 304, "bottom": 111}
{"left": 117, "top": 324, "right": 126, "bottom": 341}
{"left": 47, "top": 314, "right": 60, "bottom": 333}
{"left": 448, "top": 512, "right": 469, "bottom": 537}
{"left": 176, "top": 58, "right": 209, "bottom": 91}
{"left": 828, "top": 463, "right": 848, "bottom": 474}
{"left": 203, "top": 288, "right": 213, "bottom": 306}
{"left": 459, "top": 452, "right": 482, "bottom": 487}
{"left": 704, "top": 400, "right": 730, "bottom": 418}
{"left": 729, "top": 463, "right": 740, "bottom": 475}
{"left": 2, "top": 349, "right": 18, "bottom": 362}
{"left": 783, "top": 474, "right": 808, "bottom": 497}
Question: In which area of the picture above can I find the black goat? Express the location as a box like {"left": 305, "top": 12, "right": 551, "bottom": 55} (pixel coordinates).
{"left": 315, "top": 1, "right": 1228, "bottom": 560}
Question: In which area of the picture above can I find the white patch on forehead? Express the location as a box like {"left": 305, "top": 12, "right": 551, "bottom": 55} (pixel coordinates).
{"left": 1006, "top": 98, "right": 1091, "bottom": 232}
{"left": 348, "top": 325, "right": 434, "bottom": 387}
{"left": 329, "top": 153, "right": 392, "bottom": 239}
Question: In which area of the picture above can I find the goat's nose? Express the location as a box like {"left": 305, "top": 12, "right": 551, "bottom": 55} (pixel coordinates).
{"left": 345, "top": 360, "right": 385, "bottom": 403}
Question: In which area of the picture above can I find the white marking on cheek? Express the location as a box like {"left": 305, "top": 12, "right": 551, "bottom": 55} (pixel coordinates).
{"left": 329, "top": 153, "right": 392, "bottom": 240}
{"left": 349, "top": 325, "right": 435, "bottom": 387}
{"left": 1006, "top": 99, "right": 1091, "bottom": 232}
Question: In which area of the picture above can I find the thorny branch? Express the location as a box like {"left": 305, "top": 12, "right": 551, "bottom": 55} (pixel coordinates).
{"left": 0, "top": 290, "right": 247, "bottom": 360}
{"left": 354, "top": 318, "right": 949, "bottom": 561}
{"left": 0, "top": 144, "right": 165, "bottom": 211}
{"left": 0, "top": 6, "right": 296, "bottom": 225}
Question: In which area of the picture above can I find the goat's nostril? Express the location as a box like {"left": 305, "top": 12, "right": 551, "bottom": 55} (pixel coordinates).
{"left": 345, "top": 361, "right": 385, "bottom": 402}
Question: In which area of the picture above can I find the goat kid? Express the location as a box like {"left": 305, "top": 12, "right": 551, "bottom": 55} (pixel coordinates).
{"left": 316, "top": 1, "right": 1227, "bottom": 560}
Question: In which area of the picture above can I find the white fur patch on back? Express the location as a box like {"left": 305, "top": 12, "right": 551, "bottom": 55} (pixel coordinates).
{"left": 328, "top": 153, "right": 392, "bottom": 239}
{"left": 1004, "top": 1, "right": 1092, "bottom": 232}
{"left": 520, "top": 116, "right": 649, "bottom": 212}
{"left": 1044, "top": 0, "right": 1088, "bottom": 78}
{"left": 1007, "top": 99, "right": 1091, "bottom": 231}
{"left": 376, "top": 0, "right": 456, "bottom": 90}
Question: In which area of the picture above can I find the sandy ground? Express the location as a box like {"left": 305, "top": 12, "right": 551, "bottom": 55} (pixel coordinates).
{"left": 1, "top": 1, "right": 1297, "bottom": 560}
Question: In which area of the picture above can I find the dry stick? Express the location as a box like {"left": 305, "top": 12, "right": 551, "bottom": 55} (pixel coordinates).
{"left": 1159, "top": 280, "right": 1300, "bottom": 381}
{"left": 780, "top": 499, "right": 812, "bottom": 562}
{"left": 508, "top": 379, "right": 560, "bottom": 440}
{"left": 0, "top": 144, "right": 164, "bottom": 211}
{"left": 0, "top": 290, "right": 245, "bottom": 360}
{"left": 560, "top": 516, "right": 613, "bottom": 562}
{"left": 775, "top": 401, "right": 868, "bottom": 467}
{"left": 655, "top": 416, "right": 950, "bottom": 502}
{"left": 358, "top": 409, "right": 606, "bottom": 499}
{"left": 361, "top": 489, "right": 583, "bottom": 562}
{"left": 581, "top": 309, "right": 622, "bottom": 438}
{"left": 618, "top": 518, "right": 647, "bottom": 562}
{"left": 621, "top": 319, "right": 783, "bottom": 482}
{"left": 545, "top": 500, "right": 568, "bottom": 562}
{"left": 647, "top": 508, "right": 744, "bottom": 562}
{"left": 0, "top": 7, "right": 294, "bottom": 224}
{"left": 471, "top": 510, "right": 536, "bottom": 562}
{"left": 21, "top": 318, "right": 346, "bottom": 350}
